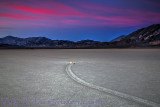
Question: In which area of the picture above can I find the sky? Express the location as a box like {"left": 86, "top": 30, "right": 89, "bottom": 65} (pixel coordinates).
{"left": 0, "top": 0, "right": 160, "bottom": 42}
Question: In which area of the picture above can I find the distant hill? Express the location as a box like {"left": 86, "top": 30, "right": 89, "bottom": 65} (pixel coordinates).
{"left": 115, "top": 24, "right": 160, "bottom": 47}
{"left": 0, "top": 36, "right": 99, "bottom": 48}
{"left": 0, "top": 36, "right": 53, "bottom": 47}
{"left": 0, "top": 24, "right": 160, "bottom": 48}
{"left": 76, "top": 40, "right": 100, "bottom": 44}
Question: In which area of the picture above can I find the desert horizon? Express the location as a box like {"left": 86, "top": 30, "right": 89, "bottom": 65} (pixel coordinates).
{"left": 0, "top": 0, "right": 160, "bottom": 106}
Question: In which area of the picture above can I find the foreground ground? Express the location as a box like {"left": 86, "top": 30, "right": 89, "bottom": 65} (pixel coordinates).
{"left": 0, "top": 49, "right": 159, "bottom": 107}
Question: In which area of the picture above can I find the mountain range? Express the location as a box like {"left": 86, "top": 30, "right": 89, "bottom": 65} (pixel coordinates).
{"left": 110, "top": 24, "right": 160, "bottom": 47}
{"left": 0, "top": 24, "right": 160, "bottom": 48}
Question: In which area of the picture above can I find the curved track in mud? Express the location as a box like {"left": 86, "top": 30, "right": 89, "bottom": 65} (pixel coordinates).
{"left": 65, "top": 63, "right": 160, "bottom": 107}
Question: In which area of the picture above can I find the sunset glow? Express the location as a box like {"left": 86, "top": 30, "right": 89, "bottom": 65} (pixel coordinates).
{"left": 0, "top": 0, "right": 160, "bottom": 41}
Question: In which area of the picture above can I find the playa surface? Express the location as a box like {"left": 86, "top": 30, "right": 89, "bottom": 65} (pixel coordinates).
{"left": 0, "top": 49, "right": 159, "bottom": 107}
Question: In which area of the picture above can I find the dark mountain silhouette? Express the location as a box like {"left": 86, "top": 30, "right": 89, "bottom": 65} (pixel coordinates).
{"left": 111, "top": 24, "right": 160, "bottom": 47}
{"left": 0, "top": 36, "right": 77, "bottom": 48}
{"left": 76, "top": 40, "right": 100, "bottom": 45}
{"left": 0, "top": 36, "right": 53, "bottom": 47}
{"left": 0, "top": 24, "right": 160, "bottom": 48}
